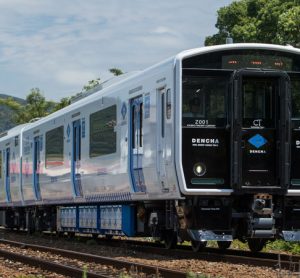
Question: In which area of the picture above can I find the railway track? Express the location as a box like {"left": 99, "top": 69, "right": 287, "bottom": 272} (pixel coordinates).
{"left": 1, "top": 229, "right": 299, "bottom": 276}
{"left": 0, "top": 238, "right": 187, "bottom": 278}
{"left": 97, "top": 237, "right": 300, "bottom": 270}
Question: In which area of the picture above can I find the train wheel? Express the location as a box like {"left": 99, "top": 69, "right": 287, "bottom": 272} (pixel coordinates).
{"left": 92, "top": 234, "right": 99, "bottom": 240}
{"left": 191, "top": 240, "right": 207, "bottom": 252}
{"left": 67, "top": 232, "right": 75, "bottom": 239}
{"left": 217, "top": 241, "right": 231, "bottom": 250}
{"left": 164, "top": 230, "right": 177, "bottom": 249}
{"left": 56, "top": 231, "right": 64, "bottom": 237}
{"left": 247, "top": 238, "right": 266, "bottom": 252}
{"left": 105, "top": 234, "right": 113, "bottom": 240}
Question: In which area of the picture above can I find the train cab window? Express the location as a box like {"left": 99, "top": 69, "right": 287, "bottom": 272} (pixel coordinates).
{"left": 90, "top": 105, "right": 117, "bottom": 157}
{"left": 182, "top": 75, "right": 228, "bottom": 127}
{"left": 45, "top": 126, "right": 64, "bottom": 168}
{"left": 242, "top": 78, "right": 275, "bottom": 128}
{"left": 291, "top": 77, "right": 300, "bottom": 119}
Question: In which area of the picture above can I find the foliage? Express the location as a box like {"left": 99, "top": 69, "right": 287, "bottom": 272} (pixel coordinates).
{"left": 266, "top": 240, "right": 300, "bottom": 254}
{"left": 0, "top": 88, "right": 55, "bottom": 124}
{"left": 0, "top": 68, "right": 125, "bottom": 127}
{"left": 81, "top": 78, "right": 101, "bottom": 92}
{"left": 109, "top": 68, "right": 124, "bottom": 76}
{"left": 205, "top": 0, "right": 300, "bottom": 47}
{"left": 81, "top": 68, "right": 124, "bottom": 93}
{"left": 82, "top": 265, "right": 88, "bottom": 278}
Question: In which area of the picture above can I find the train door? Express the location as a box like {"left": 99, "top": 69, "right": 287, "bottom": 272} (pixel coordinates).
{"left": 5, "top": 148, "right": 11, "bottom": 202}
{"left": 290, "top": 73, "right": 300, "bottom": 187}
{"left": 156, "top": 88, "right": 168, "bottom": 189}
{"left": 33, "top": 136, "right": 42, "bottom": 200}
{"left": 72, "top": 119, "right": 83, "bottom": 197}
{"left": 129, "top": 96, "right": 146, "bottom": 192}
{"left": 232, "top": 70, "right": 291, "bottom": 191}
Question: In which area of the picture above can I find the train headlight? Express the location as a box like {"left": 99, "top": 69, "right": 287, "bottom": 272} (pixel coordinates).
{"left": 193, "top": 163, "right": 206, "bottom": 176}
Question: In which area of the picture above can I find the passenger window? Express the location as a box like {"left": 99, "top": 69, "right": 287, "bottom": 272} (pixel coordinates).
{"left": 166, "top": 89, "right": 171, "bottom": 119}
{"left": 0, "top": 151, "right": 2, "bottom": 179}
{"left": 90, "top": 105, "right": 117, "bottom": 157}
{"left": 45, "top": 126, "right": 64, "bottom": 168}
{"left": 139, "top": 103, "right": 143, "bottom": 147}
{"left": 15, "top": 136, "right": 19, "bottom": 147}
{"left": 132, "top": 106, "right": 136, "bottom": 149}
{"left": 161, "top": 92, "right": 165, "bottom": 138}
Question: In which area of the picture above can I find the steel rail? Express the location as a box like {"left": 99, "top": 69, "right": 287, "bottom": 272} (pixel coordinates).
{"left": 0, "top": 248, "right": 110, "bottom": 278}
{"left": 0, "top": 239, "right": 187, "bottom": 278}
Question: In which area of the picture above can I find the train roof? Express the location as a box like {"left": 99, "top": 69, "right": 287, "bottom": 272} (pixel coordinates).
{"left": 176, "top": 43, "right": 300, "bottom": 61}
{"left": 3, "top": 43, "right": 300, "bottom": 135}
{"left": 0, "top": 123, "right": 29, "bottom": 141}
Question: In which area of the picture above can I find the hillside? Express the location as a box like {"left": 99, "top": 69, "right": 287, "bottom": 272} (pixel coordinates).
{"left": 0, "top": 94, "right": 26, "bottom": 132}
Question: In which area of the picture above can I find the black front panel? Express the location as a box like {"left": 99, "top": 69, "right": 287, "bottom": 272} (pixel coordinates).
{"left": 182, "top": 49, "right": 300, "bottom": 71}
{"left": 241, "top": 77, "right": 278, "bottom": 187}
{"left": 290, "top": 74, "right": 300, "bottom": 188}
{"left": 182, "top": 128, "right": 230, "bottom": 189}
{"left": 242, "top": 129, "right": 276, "bottom": 186}
{"left": 232, "top": 70, "right": 291, "bottom": 192}
{"left": 182, "top": 70, "right": 230, "bottom": 189}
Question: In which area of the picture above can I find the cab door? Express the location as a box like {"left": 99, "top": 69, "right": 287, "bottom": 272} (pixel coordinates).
{"left": 231, "top": 70, "right": 291, "bottom": 192}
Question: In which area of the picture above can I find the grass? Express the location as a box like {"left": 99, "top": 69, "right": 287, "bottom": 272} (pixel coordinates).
{"left": 266, "top": 240, "right": 300, "bottom": 254}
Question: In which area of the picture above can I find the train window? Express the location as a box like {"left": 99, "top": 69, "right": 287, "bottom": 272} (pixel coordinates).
{"left": 161, "top": 93, "right": 165, "bottom": 137}
{"left": 15, "top": 136, "right": 19, "bottom": 147}
{"left": 132, "top": 106, "right": 136, "bottom": 149}
{"left": 166, "top": 89, "right": 171, "bottom": 119}
{"left": 45, "top": 126, "right": 64, "bottom": 168}
{"left": 242, "top": 78, "right": 275, "bottom": 128}
{"left": 139, "top": 103, "right": 143, "bottom": 147}
{"left": 0, "top": 151, "right": 2, "bottom": 179}
{"left": 291, "top": 77, "right": 300, "bottom": 119}
{"left": 90, "top": 105, "right": 117, "bottom": 157}
{"left": 182, "top": 75, "right": 227, "bottom": 127}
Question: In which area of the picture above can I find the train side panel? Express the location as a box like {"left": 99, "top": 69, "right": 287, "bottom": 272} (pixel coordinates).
{"left": 0, "top": 128, "right": 23, "bottom": 206}
{"left": 22, "top": 117, "right": 73, "bottom": 204}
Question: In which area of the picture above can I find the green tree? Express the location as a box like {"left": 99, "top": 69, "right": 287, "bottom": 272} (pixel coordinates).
{"left": 81, "top": 78, "right": 101, "bottom": 92}
{"left": 109, "top": 68, "right": 124, "bottom": 76}
{"left": 81, "top": 68, "right": 124, "bottom": 93}
{"left": 205, "top": 0, "right": 300, "bottom": 47}
{"left": 0, "top": 68, "right": 125, "bottom": 127}
{"left": 0, "top": 88, "right": 55, "bottom": 124}
{"left": 52, "top": 97, "right": 71, "bottom": 112}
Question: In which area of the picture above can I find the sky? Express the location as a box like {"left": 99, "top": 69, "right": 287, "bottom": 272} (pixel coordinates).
{"left": 0, "top": 0, "right": 233, "bottom": 101}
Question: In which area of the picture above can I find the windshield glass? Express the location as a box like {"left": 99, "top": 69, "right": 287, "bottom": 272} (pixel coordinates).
{"left": 182, "top": 74, "right": 228, "bottom": 127}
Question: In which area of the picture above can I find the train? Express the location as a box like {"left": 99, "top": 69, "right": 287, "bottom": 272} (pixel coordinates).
{"left": 0, "top": 43, "right": 300, "bottom": 252}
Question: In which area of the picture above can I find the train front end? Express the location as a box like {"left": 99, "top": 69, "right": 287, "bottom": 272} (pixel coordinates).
{"left": 176, "top": 44, "right": 300, "bottom": 250}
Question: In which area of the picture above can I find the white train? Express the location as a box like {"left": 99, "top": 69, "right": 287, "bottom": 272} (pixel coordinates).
{"left": 1, "top": 43, "right": 300, "bottom": 252}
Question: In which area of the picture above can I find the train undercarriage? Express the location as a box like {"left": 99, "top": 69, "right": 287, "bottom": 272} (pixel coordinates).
{"left": 1, "top": 194, "right": 300, "bottom": 253}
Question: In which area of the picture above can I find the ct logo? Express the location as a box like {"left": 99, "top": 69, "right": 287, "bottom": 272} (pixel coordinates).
{"left": 253, "top": 119, "right": 262, "bottom": 127}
